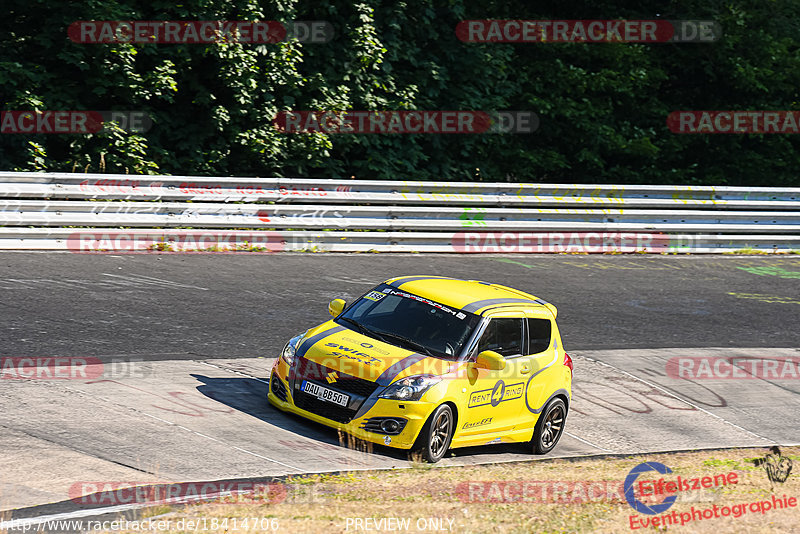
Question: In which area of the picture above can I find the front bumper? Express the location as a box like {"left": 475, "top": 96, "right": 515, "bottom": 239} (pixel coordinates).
{"left": 267, "top": 361, "right": 431, "bottom": 449}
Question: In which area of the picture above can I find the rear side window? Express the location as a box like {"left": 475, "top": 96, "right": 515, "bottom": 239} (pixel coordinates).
{"left": 476, "top": 318, "right": 524, "bottom": 357}
{"left": 527, "top": 318, "right": 552, "bottom": 354}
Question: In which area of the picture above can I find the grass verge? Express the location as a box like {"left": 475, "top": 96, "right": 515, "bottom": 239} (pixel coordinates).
{"left": 88, "top": 446, "right": 799, "bottom": 534}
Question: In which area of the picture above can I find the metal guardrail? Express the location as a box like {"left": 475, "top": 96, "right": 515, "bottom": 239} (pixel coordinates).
{"left": 0, "top": 172, "right": 798, "bottom": 253}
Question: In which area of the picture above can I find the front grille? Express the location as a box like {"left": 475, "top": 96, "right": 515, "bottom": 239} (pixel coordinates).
{"left": 290, "top": 357, "right": 382, "bottom": 424}
{"left": 293, "top": 392, "right": 353, "bottom": 423}
{"left": 294, "top": 358, "right": 381, "bottom": 398}
{"left": 270, "top": 372, "right": 287, "bottom": 402}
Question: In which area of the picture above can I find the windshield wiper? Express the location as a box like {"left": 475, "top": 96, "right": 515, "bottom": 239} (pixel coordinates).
{"left": 370, "top": 331, "right": 438, "bottom": 358}
{"left": 339, "top": 317, "right": 392, "bottom": 344}
{"left": 338, "top": 317, "right": 369, "bottom": 335}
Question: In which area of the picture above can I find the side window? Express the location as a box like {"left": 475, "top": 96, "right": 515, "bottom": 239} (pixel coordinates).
{"left": 527, "top": 318, "right": 552, "bottom": 354}
{"left": 476, "top": 318, "right": 524, "bottom": 357}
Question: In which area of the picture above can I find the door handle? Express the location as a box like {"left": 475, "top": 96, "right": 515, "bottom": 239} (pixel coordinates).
{"left": 520, "top": 365, "right": 530, "bottom": 374}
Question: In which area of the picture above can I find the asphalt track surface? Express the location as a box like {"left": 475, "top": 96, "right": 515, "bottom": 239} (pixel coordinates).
{"left": 1, "top": 253, "right": 799, "bottom": 528}
{"left": 2, "top": 253, "right": 800, "bottom": 357}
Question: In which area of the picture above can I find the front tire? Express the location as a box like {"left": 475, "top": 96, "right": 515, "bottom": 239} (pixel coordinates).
{"left": 409, "top": 404, "right": 454, "bottom": 463}
{"left": 532, "top": 397, "right": 566, "bottom": 454}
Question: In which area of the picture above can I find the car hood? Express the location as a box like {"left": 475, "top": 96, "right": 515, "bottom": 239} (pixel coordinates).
{"left": 296, "top": 321, "right": 454, "bottom": 385}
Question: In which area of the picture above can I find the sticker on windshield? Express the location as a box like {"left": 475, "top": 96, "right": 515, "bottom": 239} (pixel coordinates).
{"left": 384, "top": 288, "right": 466, "bottom": 319}
{"left": 363, "top": 291, "right": 386, "bottom": 302}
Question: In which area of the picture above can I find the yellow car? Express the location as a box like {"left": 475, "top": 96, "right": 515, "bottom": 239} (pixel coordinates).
{"left": 268, "top": 275, "right": 573, "bottom": 462}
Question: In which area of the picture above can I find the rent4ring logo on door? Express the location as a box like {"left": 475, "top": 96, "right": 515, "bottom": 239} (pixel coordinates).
{"left": 468, "top": 380, "right": 524, "bottom": 408}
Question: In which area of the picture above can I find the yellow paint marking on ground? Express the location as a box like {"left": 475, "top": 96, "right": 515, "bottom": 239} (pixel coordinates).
{"left": 727, "top": 292, "right": 800, "bottom": 305}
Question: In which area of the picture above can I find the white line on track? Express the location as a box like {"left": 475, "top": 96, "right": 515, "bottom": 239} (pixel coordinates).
{"left": 102, "top": 273, "right": 209, "bottom": 291}
{"left": 137, "top": 411, "right": 305, "bottom": 471}
{"left": 563, "top": 431, "right": 615, "bottom": 453}
{"left": 56, "top": 381, "right": 305, "bottom": 473}
{"left": 194, "top": 359, "right": 270, "bottom": 384}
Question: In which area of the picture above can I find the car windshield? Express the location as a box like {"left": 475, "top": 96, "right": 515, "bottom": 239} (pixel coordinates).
{"left": 336, "top": 284, "right": 481, "bottom": 360}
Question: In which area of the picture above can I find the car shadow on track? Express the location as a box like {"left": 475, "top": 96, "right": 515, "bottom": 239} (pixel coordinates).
{"left": 192, "top": 373, "right": 536, "bottom": 465}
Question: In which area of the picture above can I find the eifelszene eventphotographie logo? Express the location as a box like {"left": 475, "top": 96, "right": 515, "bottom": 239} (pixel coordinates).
{"left": 624, "top": 462, "right": 678, "bottom": 515}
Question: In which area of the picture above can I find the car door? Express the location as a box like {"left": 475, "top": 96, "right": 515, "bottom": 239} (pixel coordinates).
{"left": 460, "top": 311, "right": 528, "bottom": 438}
{"left": 520, "top": 308, "right": 560, "bottom": 421}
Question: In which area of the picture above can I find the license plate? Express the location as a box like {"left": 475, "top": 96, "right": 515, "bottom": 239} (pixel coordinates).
{"left": 301, "top": 380, "right": 350, "bottom": 407}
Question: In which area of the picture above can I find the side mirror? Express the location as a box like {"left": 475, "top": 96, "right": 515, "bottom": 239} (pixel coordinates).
{"left": 475, "top": 350, "right": 506, "bottom": 371}
{"left": 467, "top": 350, "right": 506, "bottom": 380}
{"left": 328, "top": 298, "right": 346, "bottom": 317}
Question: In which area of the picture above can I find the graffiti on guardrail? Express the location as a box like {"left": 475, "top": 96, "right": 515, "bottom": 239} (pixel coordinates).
{"left": 0, "top": 202, "right": 355, "bottom": 225}
{"left": 460, "top": 207, "right": 488, "bottom": 226}
{"left": 178, "top": 183, "right": 329, "bottom": 196}
{"left": 72, "top": 180, "right": 331, "bottom": 197}
{"left": 257, "top": 206, "right": 352, "bottom": 227}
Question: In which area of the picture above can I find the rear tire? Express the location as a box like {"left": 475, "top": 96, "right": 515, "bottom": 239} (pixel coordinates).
{"left": 532, "top": 397, "right": 566, "bottom": 454}
{"left": 409, "top": 404, "right": 454, "bottom": 463}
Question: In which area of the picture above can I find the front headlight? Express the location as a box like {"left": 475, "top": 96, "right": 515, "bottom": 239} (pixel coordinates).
{"left": 281, "top": 332, "right": 307, "bottom": 366}
{"left": 378, "top": 375, "right": 442, "bottom": 401}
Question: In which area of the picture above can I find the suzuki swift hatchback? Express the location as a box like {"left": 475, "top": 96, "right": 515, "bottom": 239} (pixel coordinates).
{"left": 268, "top": 275, "right": 572, "bottom": 462}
